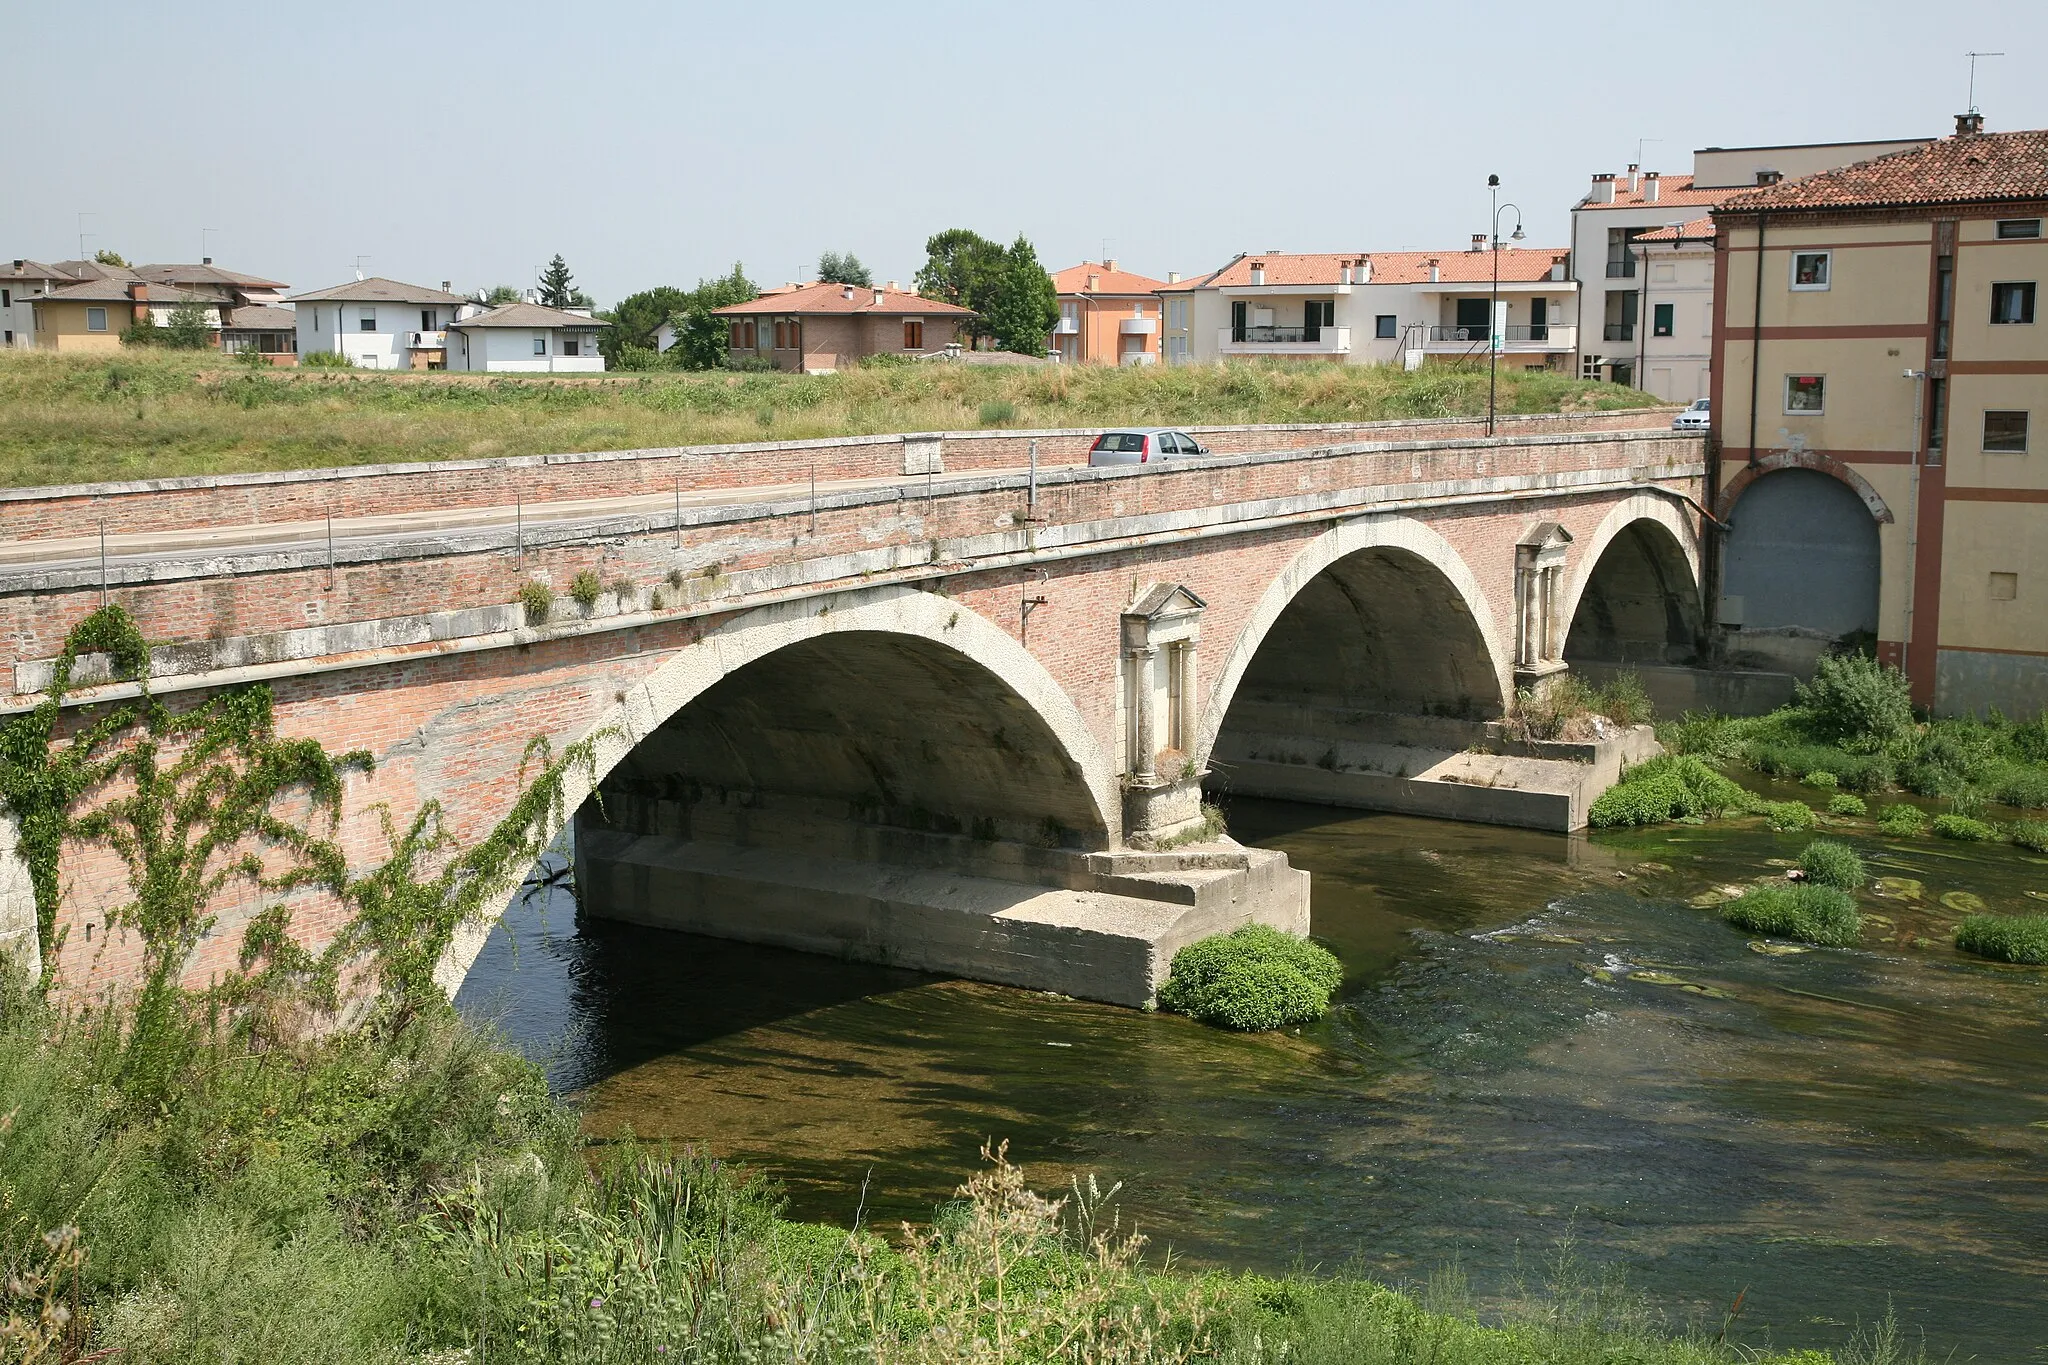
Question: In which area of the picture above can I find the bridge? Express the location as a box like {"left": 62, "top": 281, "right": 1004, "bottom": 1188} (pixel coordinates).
{"left": 0, "top": 410, "right": 1705, "bottom": 1007}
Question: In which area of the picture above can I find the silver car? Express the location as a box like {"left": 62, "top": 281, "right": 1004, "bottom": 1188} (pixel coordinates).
{"left": 1086, "top": 428, "right": 1211, "bottom": 467}
{"left": 1672, "top": 398, "right": 1711, "bottom": 431}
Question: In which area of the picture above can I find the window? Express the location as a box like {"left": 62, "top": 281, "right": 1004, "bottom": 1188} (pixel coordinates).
{"left": 86, "top": 307, "right": 107, "bottom": 331}
{"left": 1581, "top": 354, "right": 1604, "bottom": 380}
{"left": 314, "top": 309, "right": 321, "bottom": 331}
{"left": 1785, "top": 374, "right": 1826, "bottom": 413}
{"left": 1991, "top": 282, "right": 2036, "bottom": 324}
{"left": 1996, "top": 219, "right": 2042, "bottom": 239}
{"left": 1375, "top": 314, "right": 1397, "bottom": 340}
{"left": 1934, "top": 254, "right": 1954, "bottom": 357}
{"left": 1927, "top": 377, "right": 1947, "bottom": 458}
{"left": 1166, "top": 298, "right": 1186, "bottom": 331}
{"left": 1, "top": 289, "right": 9, "bottom": 308}
{"left": 421, "top": 309, "right": 436, "bottom": 330}
{"left": 359, "top": 307, "right": 376, "bottom": 332}
{"left": 1984, "top": 410, "right": 2030, "bottom": 453}
{"left": 1653, "top": 303, "right": 1675, "bottom": 336}
{"left": 1790, "top": 251, "right": 1831, "bottom": 289}
{"left": 533, "top": 336, "right": 547, "bottom": 356}
{"left": 562, "top": 338, "right": 579, "bottom": 357}
{"left": 903, "top": 319, "right": 924, "bottom": 349}
{"left": 1989, "top": 572, "right": 2018, "bottom": 602}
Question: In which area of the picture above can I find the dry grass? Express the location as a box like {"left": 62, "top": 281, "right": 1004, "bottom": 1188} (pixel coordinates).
{"left": 0, "top": 350, "right": 1655, "bottom": 489}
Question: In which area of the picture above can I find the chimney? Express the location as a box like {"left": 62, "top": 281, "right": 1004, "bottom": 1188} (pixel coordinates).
{"left": 1357, "top": 257, "right": 1371, "bottom": 283}
{"left": 1955, "top": 111, "right": 1985, "bottom": 136}
{"left": 842, "top": 284, "right": 855, "bottom": 301}
{"left": 1755, "top": 169, "right": 1783, "bottom": 186}
{"left": 1339, "top": 264, "right": 1351, "bottom": 286}
{"left": 442, "top": 280, "right": 452, "bottom": 292}
{"left": 1626, "top": 163, "right": 1640, "bottom": 192}
{"left": 1643, "top": 171, "right": 1660, "bottom": 203}
{"left": 1166, "top": 271, "right": 1181, "bottom": 284}
{"left": 1591, "top": 172, "right": 1616, "bottom": 205}
{"left": 11, "top": 260, "right": 21, "bottom": 270}
{"left": 1087, "top": 273, "right": 1101, "bottom": 291}
{"left": 202, "top": 256, "right": 212, "bottom": 266}
{"left": 1470, "top": 233, "right": 1487, "bottom": 252}
{"left": 873, "top": 288, "right": 886, "bottom": 307}
{"left": 1249, "top": 261, "right": 1265, "bottom": 286}
{"left": 1103, "top": 258, "right": 1117, "bottom": 272}
{"left": 1550, "top": 255, "right": 1568, "bottom": 282}
{"left": 1426, "top": 258, "right": 1440, "bottom": 283}
{"left": 886, "top": 280, "right": 900, "bottom": 291}
{"left": 127, "top": 282, "right": 147, "bottom": 301}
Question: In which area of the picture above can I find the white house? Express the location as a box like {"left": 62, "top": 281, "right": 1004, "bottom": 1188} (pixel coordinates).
{"left": 1158, "top": 245, "right": 1577, "bottom": 371}
{"left": 1, "top": 259, "right": 73, "bottom": 349}
{"left": 1624, "top": 219, "right": 1717, "bottom": 403}
{"left": 288, "top": 276, "right": 468, "bottom": 370}
{"left": 445, "top": 301, "right": 606, "bottom": 372}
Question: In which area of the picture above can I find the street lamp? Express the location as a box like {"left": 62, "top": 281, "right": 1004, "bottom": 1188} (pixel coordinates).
{"left": 1486, "top": 174, "right": 1525, "bottom": 437}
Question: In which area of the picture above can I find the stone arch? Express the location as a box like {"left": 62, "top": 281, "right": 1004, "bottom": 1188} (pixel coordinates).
{"left": 1560, "top": 492, "right": 1706, "bottom": 665}
{"left": 1715, "top": 449, "right": 1894, "bottom": 525}
{"left": 1721, "top": 467, "right": 1883, "bottom": 663}
{"left": 436, "top": 585, "right": 1118, "bottom": 992}
{"left": 1195, "top": 515, "right": 1510, "bottom": 769}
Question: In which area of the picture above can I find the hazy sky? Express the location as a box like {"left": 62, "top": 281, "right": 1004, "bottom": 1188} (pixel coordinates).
{"left": 8, "top": 1, "right": 2044, "bottom": 306}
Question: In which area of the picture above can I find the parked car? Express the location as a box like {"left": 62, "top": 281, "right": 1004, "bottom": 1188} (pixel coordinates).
{"left": 1672, "top": 398, "right": 1711, "bottom": 431}
{"left": 1087, "top": 429, "right": 1211, "bottom": 466}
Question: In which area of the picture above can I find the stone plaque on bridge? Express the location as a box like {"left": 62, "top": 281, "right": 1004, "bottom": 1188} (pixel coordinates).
{"left": 902, "top": 436, "right": 944, "bottom": 475}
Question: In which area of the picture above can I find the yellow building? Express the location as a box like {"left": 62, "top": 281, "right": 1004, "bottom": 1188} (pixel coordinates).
{"left": 29, "top": 277, "right": 219, "bottom": 352}
{"left": 1710, "top": 116, "right": 2048, "bottom": 715}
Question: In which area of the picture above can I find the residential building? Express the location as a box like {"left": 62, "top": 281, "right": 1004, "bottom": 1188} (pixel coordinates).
{"left": 1, "top": 259, "right": 74, "bottom": 348}
{"left": 289, "top": 277, "right": 467, "bottom": 370}
{"left": 1709, "top": 117, "right": 2048, "bottom": 715}
{"left": 135, "top": 261, "right": 288, "bottom": 307}
{"left": 1571, "top": 139, "right": 1929, "bottom": 388}
{"left": 2, "top": 256, "right": 289, "bottom": 354}
{"left": 220, "top": 306, "right": 300, "bottom": 363}
{"left": 1625, "top": 218, "right": 1717, "bottom": 402}
{"left": 1158, "top": 245, "right": 1576, "bottom": 370}
{"left": 1049, "top": 261, "right": 1167, "bottom": 364}
{"left": 28, "top": 274, "right": 221, "bottom": 353}
{"left": 711, "top": 281, "right": 972, "bottom": 373}
{"left": 446, "top": 301, "right": 607, "bottom": 372}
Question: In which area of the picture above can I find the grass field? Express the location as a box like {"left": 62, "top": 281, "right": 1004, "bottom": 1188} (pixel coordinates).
{"left": 0, "top": 350, "right": 1657, "bottom": 489}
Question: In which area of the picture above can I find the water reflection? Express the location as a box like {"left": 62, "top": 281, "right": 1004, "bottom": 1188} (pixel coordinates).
{"left": 456, "top": 804, "right": 2048, "bottom": 1358}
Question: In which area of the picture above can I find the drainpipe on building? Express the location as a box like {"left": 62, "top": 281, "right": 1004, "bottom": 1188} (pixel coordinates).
{"left": 1900, "top": 369, "right": 1927, "bottom": 677}
{"left": 1745, "top": 213, "right": 1767, "bottom": 470}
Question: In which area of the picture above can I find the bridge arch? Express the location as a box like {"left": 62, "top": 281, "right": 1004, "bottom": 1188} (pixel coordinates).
{"left": 1196, "top": 515, "right": 1510, "bottom": 772}
{"left": 437, "top": 585, "right": 1119, "bottom": 992}
{"left": 1560, "top": 492, "right": 1705, "bottom": 666}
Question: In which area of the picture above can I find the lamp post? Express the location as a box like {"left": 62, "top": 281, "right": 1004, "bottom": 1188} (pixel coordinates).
{"left": 1486, "top": 174, "right": 1525, "bottom": 436}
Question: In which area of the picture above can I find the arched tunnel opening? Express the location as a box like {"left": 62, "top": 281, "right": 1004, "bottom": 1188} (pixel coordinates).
{"left": 1562, "top": 521, "right": 1703, "bottom": 668}
{"left": 1720, "top": 469, "right": 1880, "bottom": 674}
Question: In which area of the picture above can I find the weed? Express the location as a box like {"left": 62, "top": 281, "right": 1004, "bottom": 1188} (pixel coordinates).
{"left": 1802, "top": 769, "right": 1840, "bottom": 789}
{"left": 1877, "top": 803, "right": 1928, "bottom": 837}
{"left": 1799, "top": 839, "right": 1866, "bottom": 890}
{"left": 568, "top": 569, "right": 603, "bottom": 610}
{"left": 1157, "top": 925, "right": 1342, "bottom": 1031}
{"left": 518, "top": 579, "right": 553, "bottom": 625}
{"left": 606, "top": 575, "right": 635, "bottom": 606}
{"left": 2010, "top": 819, "right": 2048, "bottom": 853}
{"left": 1931, "top": 813, "right": 1998, "bottom": 842}
{"left": 1724, "top": 883, "right": 1862, "bottom": 946}
{"left": 1827, "top": 793, "right": 1868, "bottom": 816}
{"left": 1954, "top": 913, "right": 2048, "bottom": 964}
{"left": 1759, "top": 800, "right": 1816, "bottom": 832}
{"left": 977, "top": 398, "right": 1018, "bottom": 426}
{"left": 1588, "top": 756, "right": 1750, "bottom": 828}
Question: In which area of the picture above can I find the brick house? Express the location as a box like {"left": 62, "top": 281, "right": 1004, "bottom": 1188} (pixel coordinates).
{"left": 712, "top": 281, "right": 972, "bottom": 373}
{"left": 1049, "top": 261, "right": 1167, "bottom": 365}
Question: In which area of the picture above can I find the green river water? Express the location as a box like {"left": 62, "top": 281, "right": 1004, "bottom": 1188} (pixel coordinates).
{"left": 457, "top": 794, "right": 2048, "bottom": 1359}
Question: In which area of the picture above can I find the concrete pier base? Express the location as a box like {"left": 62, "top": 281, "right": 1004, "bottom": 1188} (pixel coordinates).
{"left": 572, "top": 802, "right": 1307, "bottom": 1008}
{"left": 1210, "top": 701, "right": 1659, "bottom": 832}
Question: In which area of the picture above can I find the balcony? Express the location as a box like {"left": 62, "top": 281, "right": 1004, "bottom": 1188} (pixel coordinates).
{"left": 1218, "top": 325, "right": 1350, "bottom": 355}
{"left": 1605, "top": 260, "right": 1637, "bottom": 278}
{"left": 1119, "top": 317, "right": 1157, "bottom": 334}
{"left": 409, "top": 329, "right": 447, "bottom": 349}
{"left": 1418, "top": 324, "right": 1576, "bottom": 353}
{"left": 1603, "top": 323, "right": 1635, "bottom": 342}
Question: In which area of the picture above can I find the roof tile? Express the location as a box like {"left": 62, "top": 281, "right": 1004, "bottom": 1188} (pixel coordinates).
{"left": 712, "top": 281, "right": 972, "bottom": 317}
{"left": 1716, "top": 128, "right": 2048, "bottom": 212}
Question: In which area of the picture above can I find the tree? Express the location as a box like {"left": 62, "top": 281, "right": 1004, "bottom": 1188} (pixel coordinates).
{"left": 93, "top": 249, "right": 129, "bottom": 268}
{"left": 914, "top": 229, "right": 1005, "bottom": 343}
{"left": 162, "top": 301, "right": 215, "bottom": 350}
{"left": 472, "top": 285, "right": 524, "bottom": 307}
{"left": 600, "top": 285, "right": 691, "bottom": 367}
{"left": 816, "top": 250, "right": 872, "bottom": 287}
{"left": 667, "top": 263, "right": 759, "bottom": 371}
{"left": 538, "top": 255, "right": 579, "bottom": 309}
{"left": 983, "top": 235, "right": 1059, "bottom": 356}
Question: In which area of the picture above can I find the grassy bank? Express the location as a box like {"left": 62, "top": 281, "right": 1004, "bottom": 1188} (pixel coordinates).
{"left": 0, "top": 350, "right": 1654, "bottom": 489}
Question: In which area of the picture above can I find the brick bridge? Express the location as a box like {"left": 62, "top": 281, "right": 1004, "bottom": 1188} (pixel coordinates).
{"left": 0, "top": 411, "right": 1704, "bottom": 1006}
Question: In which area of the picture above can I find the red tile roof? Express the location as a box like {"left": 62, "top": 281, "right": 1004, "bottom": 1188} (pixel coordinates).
{"left": 1632, "top": 218, "right": 1716, "bottom": 243}
{"left": 1050, "top": 262, "right": 1169, "bottom": 295}
{"left": 1716, "top": 128, "right": 2048, "bottom": 212}
{"left": 712, "top": 281, "right": 971, "bottom": 316}
{"left": 1577, "top": 172, "right": 1727, "bottom": 211}
{"left": 1164, "top": 247, "right": 1570, "bottom": 291}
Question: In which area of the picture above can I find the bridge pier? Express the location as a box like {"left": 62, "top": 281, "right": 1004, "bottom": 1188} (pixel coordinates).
{"left": 570, "top": 796, "right": 1306, "bottom": 1007}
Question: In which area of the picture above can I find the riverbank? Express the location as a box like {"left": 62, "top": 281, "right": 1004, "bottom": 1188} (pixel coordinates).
{"left": 0, "top": 350, "right": 1652, "bottom": 487}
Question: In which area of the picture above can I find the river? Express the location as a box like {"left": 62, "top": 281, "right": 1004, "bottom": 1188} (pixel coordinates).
{"left": 456, "top": 795, "right": 2048, "bottom": 1359}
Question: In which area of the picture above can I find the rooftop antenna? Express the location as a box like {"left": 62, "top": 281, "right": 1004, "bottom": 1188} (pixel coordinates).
{"left": 1966, "top": 51, "right": 2003, "bottom": 113}
{"left": 201, "top": 227, "right": 218, "bottom": 262}
{"left": 1634, "top": 136, "right": 1663, "bottom": 168}
{"left": 76, "top": 211, "right": 96, "bottom": 262}
{"left": 354, "top": 254, "right": 371, "bottom": 282}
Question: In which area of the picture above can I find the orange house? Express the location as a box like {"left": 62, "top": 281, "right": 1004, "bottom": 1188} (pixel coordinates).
{"left": 1049, "top": 261, "right": 1167, "bottom": 365}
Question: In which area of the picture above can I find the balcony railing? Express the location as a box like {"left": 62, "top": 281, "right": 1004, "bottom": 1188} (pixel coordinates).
{"left": 1605, "top": 260, "right": 1637, "bottom": 278}
{"left": 1428, "top": 325, "right": 1559, "bottom": 343}
{"left": 1219, "top": 325, "right": 1350, "bottom": 352}
{"left": 1052, "top": 315, "right": 1079, "bottom": 334}
{"left": 1603, "top": 323, "right": 1635, "bottom": 342}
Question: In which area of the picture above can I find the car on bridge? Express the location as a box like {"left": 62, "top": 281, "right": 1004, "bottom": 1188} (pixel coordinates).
{"left": 1087, "top": 428, "right": 1212, "bottom": 466}
{"left": 1671, "top": 398, "right": 1710, "bottom": 432}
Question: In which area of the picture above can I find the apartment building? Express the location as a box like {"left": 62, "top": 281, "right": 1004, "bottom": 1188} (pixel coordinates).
{"left": 1571, "top": 139, "right": 1929, "bottom": 393}
{"left": 1049, "top": 261, "right": 1166, "bottom": 364}
{"left": 1709, "top": 117, "right": 2048, "bottom": 715}
{"left": 1626, "top": 218, "right": 1717, "bottom": 402}
{"left": 1158, "top": 244, "right": 1575, "bottom": 369}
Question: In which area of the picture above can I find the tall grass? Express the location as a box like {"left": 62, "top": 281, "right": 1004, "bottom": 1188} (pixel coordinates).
{"left": 0, "top": 350, "right": 1653, "bottom": 488}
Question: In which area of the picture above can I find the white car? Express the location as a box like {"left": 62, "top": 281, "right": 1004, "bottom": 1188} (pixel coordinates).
{"left": 1086, "top": 429, "right": 1211, "bottom": 467}
{"left": 1672, "top": 398, "right": 1711, "bottom": 432}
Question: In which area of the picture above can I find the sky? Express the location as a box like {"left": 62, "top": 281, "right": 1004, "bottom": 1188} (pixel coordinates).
{"left": 7, "top": 0, "right": 2046, "bottom": 307}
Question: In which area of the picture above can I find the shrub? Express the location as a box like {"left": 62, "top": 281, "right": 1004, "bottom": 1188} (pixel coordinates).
{"left": 1954, "top": 914, "right": 2048, "bottom": 964}
{"left": 1595, "top": 671, "right": 1653, "bottom": 726}
{"left": 1157, "top": 924, "right": 1342, "bottom": 1031}
{"left": 1798, "top": 838, "right": 1866, "bottom": 890}
{"left": 1793, "top": 653, "right": 1915, "bottom": 752}
{"left": 607, "top": 576, "right": 636, "bottom": 606}
{"left": 1757, "top": 800, "right": 1815, "bottom": 832}
{"left": 1745, "top": 740, "right": 1894, "bottom": 792}
{"left": 1992, "top": 766, "right": 2048, "bottom": 810}
{"left": 517, "top": 579, "right": 552, "bottom": 625}
{"left": 978, "top": 398, "right": 1018, "bottom": 426}
{"left": 1877, "top": 802, "right": 1928, "bottom": 836}
{"left": 1662, "top": 710, "right": 1742, "bottom": 760}
{"left": 1902, "top": 719, "right": 2005, "bottom": 795}
{"left": 1931, "top": 813, "right": 1999, "bottom": 842}
{"left": 568, "top": 569, "right": 603, "bottom": 610}
{"left": 1724, "top": 884, "right": 1861, "bottom": 946}
{"left": 1827, "top": 793, "right": 1867, "bottom": 816}
{"left": 2011, "top": 819, "right": 2048, "bottom": 853}
{"left": 1800, "top": 769, "right": 1839, "bottom": 789}
{"left": 299, "top": 349, "right": 355, "bottom": 369}
{"left": 1586, "top": 755, "right": 1750, "bottom": 828}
